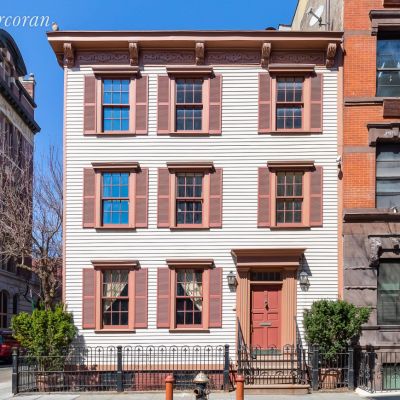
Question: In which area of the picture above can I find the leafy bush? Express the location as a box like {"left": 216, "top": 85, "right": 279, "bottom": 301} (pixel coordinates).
{"left": 303, "top": 299, "right": 370, "bottom": 358}
{"left": 11, "top": 305, "right": 77, "bottom": 371}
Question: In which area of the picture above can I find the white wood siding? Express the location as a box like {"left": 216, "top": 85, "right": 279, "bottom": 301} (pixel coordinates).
{"left": 64, "top": 65, "right": 339, "bottom": 348}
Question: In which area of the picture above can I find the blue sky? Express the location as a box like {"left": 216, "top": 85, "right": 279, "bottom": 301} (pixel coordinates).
{"left": 2, "top": 0, "right": 298, "bottom": 156}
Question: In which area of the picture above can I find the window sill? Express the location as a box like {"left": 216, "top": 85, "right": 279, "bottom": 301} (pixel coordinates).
{"left": 270, "top": 225, "right": 311, "bottom": 230}
{"left": 170, "top": 226, "right": 210, "bottom": 231}
{"left": 259, "top": 130, "right": 322, "bottom": 135}
{"left": 95, "top": 226, "right": 136, "bottom": 231}
{"left": 167, "top": 132, "right": 213, "bottom": 137}
{"left": 95, "top": 329, "right": 136, "bottom": 333}
{"left": 84, "top": 132, "right": 143, "bottom": 137}
{"left": 169, "top": 329, "right": 210, "bottom": 333}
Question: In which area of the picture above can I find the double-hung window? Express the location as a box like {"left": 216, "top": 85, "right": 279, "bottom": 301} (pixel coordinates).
{"left": 102, "top": 172, "right": 129, "bottom": 225}
{"left": 175, "top": 79, "right": 203, "bottom": 131}
{"left": 376, "top": 143, "right": 400, "bottom": 208}
{"left": 276, "top": 77, "right": 304, "bottom": 130}
{"left": 102, "top": 79, "right": 130, "bottom": 131}
{"left": 176, "top": 173, "right": 203, "bottom": 226}
{"left": 377, "top": 32, "right": 400, "bottom": 97}
{"left": 101, "top": 269, "right": 129, "bottom": 328}
{"left": 378, "top": 261, "right": 400, "bottom": 325}
{"left": 276, "top": 171, "right": 304, "bottom": 225}
{"left": 176, "top": 269, "right": 203, "bottom": 327}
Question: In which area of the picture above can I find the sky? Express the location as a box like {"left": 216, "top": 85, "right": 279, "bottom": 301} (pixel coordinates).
{"left": 1, "top": 0, "right": 298, "bottom": 157}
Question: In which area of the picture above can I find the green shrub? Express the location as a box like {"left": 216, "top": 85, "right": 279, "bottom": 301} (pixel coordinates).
{"left": 303, "top": 299, "right": 370, "bottom": 359}
{"left": 11, "top": 305, "right": 77, "bottom": 371}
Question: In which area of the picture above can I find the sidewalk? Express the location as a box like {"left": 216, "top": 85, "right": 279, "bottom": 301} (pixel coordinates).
{"left": 7, "top": 392, "right": 370, "bottom": 400}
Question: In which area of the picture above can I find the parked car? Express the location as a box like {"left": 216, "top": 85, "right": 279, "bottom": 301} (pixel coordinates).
{"left": 0, "top": 330, "right": 19, "bottom": 362}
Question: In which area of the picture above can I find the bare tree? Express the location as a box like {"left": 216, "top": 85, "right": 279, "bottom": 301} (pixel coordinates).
{"left": 0, "top": 144, "right": 62, "bottom": 310}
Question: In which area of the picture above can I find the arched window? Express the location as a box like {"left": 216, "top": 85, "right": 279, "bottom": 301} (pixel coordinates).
{"left": 12, "top": 294, "right": 19, "bottom": 315}
{"left": 0, "top": 291, "right": 9, "bottom": 329}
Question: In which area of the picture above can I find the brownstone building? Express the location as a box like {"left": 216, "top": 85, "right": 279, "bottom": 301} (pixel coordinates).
{"left": 291, "top": 0, "right": 400, "bottom": 349}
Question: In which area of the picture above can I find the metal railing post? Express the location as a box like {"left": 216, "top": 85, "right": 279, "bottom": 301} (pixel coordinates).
{"left": 12, "top": 347, "right": 18, "bottom": 395}
{"left": 311, "top": 345, "right": 319, "bottom": 391}
{"left": 116, "top": 345, "right": 123, "bottom": 392}
{"left": 223, "top": 344, "right": 230, "bottom": 391}
{"left": 348, "top": 346, "right": 355, "bottom": 390}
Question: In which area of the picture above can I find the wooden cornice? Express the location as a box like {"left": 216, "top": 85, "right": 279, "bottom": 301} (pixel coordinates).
{"left": 166, "top": 65, "right": 213, "bottom": 76}
{"left": 166, "top": 259, "right": 215, "bottom": 269}
{"left": 267, "top": 160, "right": 315, "bottom": 170}
{"left": 91, "top": 161, "right": 141, "bottom": 171}
{"left": 91, "top": 260, "right": 140, "bottom": 269}
{"left": 231, "top": 248, "right": 306, "bottom": 269}
{"left": 166, "top": 161, "right": 215, "bottom": 172}
{"left": 92, "top": 65, "right": 140, "bottom": 76}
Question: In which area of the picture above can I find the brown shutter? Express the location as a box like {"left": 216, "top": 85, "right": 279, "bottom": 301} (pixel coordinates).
{"left": 157, "top": 268, "right": 170, "bottom": 328}
{"left": 135, "top": 268, "right": 148, "bottom": 328}
{"left": 258, "top": 167, "right": 271, "bottom": 227}
{"left": 258, "top": 73, "right": 272, "bottom": 133}
{"left": 83, "top": 168, "right": 96, "bottom": 228}
{"left": 209, "top": 75, "right": 222, "bottom": 135}
{"left": 84, "top": 75, "right": 97, "bottom": 134}
{"left": 310, "top": 166, "right": 323, "bottom": 227}
{"left": 209, "top": 168, "right": 223, "bottom": 228}
{"left": 209, "top": 268, "right": 222, "bottom": 328}
{"left": 157, "top": 75, "right": 170, "bottom": 134}
{"left": 310, "top": 74, "right": 323, "bottom": 132}
{"left": 135, "top": 75, "right": 148, "bottom": 134}
{"left": 82, "top": 268, "right": 96, "bottom": 329}
{"left": 135, "top": 168, "right": 148, "bottom": 228}
{"left": 157, "top": 168, "right": 170, "bottom": 227}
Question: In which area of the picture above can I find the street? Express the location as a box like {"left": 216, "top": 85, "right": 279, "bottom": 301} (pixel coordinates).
{"left": 0, "top": 365, "right": 389, "bottom": 400}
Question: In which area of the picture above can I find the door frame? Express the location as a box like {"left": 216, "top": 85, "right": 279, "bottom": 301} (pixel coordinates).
{"left": 232, "top": 248, "right": 304, "bottom": 349}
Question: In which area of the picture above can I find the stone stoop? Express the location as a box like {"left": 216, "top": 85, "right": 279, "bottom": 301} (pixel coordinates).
{"left": 244, "top": 384, "right": 311, "bottom": 395}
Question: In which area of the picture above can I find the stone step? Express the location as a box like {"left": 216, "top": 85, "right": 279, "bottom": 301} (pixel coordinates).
{"left": 244, "top": 383, "right": 311, "bottom": 395}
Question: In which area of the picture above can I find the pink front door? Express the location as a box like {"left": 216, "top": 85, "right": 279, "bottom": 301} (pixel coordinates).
{"left": 251, "top": 285, "right": 281, "bottom": 349}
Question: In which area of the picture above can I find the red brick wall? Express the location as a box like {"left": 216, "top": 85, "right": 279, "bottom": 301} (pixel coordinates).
{"left": 343, "top": 0, "right": 399, "bottom": 208}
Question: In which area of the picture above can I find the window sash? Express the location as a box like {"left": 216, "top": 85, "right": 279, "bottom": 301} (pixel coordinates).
{"left": 101, "top": 173, "right": 130, "bottom": 225}
{"left": 176, "top": 174, "right": 204, "bottom": 226}
{"left": 175, "top": 79, "right": 203, "bottom": 132}
{"left": 101, "top": 270, "right": 129, "bottom": 328}
{"left": 175, "top": 269, "right": 203, "bottom": 327}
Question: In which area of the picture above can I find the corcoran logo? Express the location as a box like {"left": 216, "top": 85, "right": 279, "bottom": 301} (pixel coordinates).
{"left": 0, "top": 16, "right": 50, "bottom": 28}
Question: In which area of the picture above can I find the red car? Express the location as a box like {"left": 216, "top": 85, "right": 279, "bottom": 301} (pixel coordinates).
{"left": 0, "top": 330, "right": 19, "bottom": 362}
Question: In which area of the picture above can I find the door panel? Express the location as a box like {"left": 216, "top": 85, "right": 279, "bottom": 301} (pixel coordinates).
{"left": 251, "top": 285, "right": 281, "bottom": 349}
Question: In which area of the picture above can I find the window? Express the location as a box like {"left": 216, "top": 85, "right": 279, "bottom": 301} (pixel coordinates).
{"left": 250, "top": 271, "right": 282, "bottom": 281}
{"left": 102, "top": 172, "right": 129, "bottom": 225}
{"left": 376, "top": 143, "right": 400, "bottom": 208}
{"left": 83, "top": 162, "right": 148, "bottom": 229}
{"left": 276, "top": 172, "right": 304, "bottom": 224}
{"left": 176, "top": 173, "right": 203, "bottom": 225}
{"left": 1, "top": 257, "right": 16, "bottom": 274}
{"left": 175, "top": 79, "right": 203, "bottom": 131}
{"left": 378, "top": 261, "right": 400, "bottom": 325}
{"left": 102, "top": 79, "right": 130, "bottom": 131}
{"left": 258, "top": 162, "right": 323, "bottom": 228}
{"left": 276, "top": 77, "right": 303, "bottom": 130}
{"left": 0, "top": 291, "right": 8, "bottom": 329}
{"left": 383, "top": 364, "right": 400, "bottom": 390}
{"left": 102, "top": 269, "right": 129, "bottom": 327}
{"left": 176, "top": 269, "right": 203, "bottom": 327}
{"left": 157, "top": 260, "right": 222, "bottom": 330}
{"left": 12, "top": 294, "right": 18, "bottom": 315}
{"left": 377, "top": 32, "right": 400, "bottom": 97}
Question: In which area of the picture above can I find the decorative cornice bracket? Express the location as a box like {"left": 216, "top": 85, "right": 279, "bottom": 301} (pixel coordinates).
{"left": 195, "top": 42, "right": 205, "bottom": 65}
{"left": 261, "top": 42, "right": 272, "bottom": 68}
{"left": 63, "top": 43, "right": 75, "bottom": 68}
{"left": 326, "top": 43, "right": 337, "bottom": 68}
{"left": 129, "top": 41, "right": 139, "bottom": 66}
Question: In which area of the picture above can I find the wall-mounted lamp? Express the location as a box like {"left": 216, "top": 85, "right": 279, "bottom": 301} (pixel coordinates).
{"left": 299, "top": 270, "right": 310, "bottom": 290}
{"left": 227, "top": 271, "right": 237, "bottom": 287}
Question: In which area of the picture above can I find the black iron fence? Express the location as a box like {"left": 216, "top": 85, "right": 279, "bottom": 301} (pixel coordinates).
{"left": 13, "top": 345, "right": 230, "bottom": 394}
{"left": 358, "top": 349, "right": 400, "bottom": 393}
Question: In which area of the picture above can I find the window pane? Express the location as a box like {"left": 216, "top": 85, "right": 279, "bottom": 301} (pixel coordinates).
{"left": 378, "top": 261, "right": 400, "bottom": 324}
{"left": 377, "top": 71, "right": 400, "bottom": 97}
{"left": 377, "top": 38, "right": 400, "bottom": 69}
